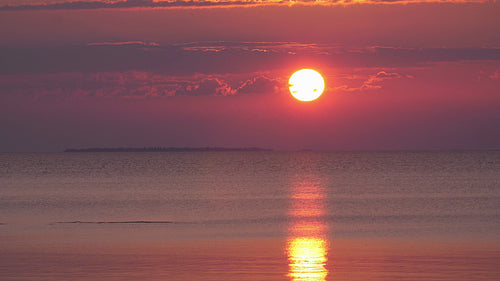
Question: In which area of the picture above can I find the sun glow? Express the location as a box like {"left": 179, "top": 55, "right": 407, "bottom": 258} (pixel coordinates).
{"left": 289, "top": 69, "right": 325, "bottom": 102}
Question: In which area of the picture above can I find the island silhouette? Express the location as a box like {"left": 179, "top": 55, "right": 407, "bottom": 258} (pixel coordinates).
{"left": 64, "top": 147, "right": 272, "bottom": 152}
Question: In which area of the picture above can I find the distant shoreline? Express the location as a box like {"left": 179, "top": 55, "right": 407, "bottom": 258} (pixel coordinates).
{"left": 64, "top": 147, "right": 273, "bottom": 153}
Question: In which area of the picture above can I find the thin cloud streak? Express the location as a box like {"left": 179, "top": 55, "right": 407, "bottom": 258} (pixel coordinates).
{"left": 87, "top": 41, "right": 160, "bottom": 47}
{"left": 1, "top": 0, "right": 278, "bottom": 10}
{"left": 0, "top": 0, "right": 489, "bottom": 11}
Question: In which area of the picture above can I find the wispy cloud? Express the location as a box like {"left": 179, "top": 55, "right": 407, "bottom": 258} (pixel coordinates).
{"left": 489, "top": 70, "right": 500, "bottom": 80}
{"left": 0, "top": 0, "right": 489, "bottom": 11}
{"left": 1, "top": 42, "right": 499, "bottom": 98}
{"left": 477, "top": 69, "right": 500, "bottom": 82}
{"left": 87, "top": 41, "right": 160, "bottom": 47}
{"left": 335, "top": 71, "right": 407, "bottom": 92}
{"left": 0, "top": 71, "right": 282, "bottom": 100}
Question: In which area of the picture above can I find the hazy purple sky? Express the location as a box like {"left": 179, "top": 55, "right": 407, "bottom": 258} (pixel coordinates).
{"left": 1, "top": 1, "right": 499, "bottom": 152}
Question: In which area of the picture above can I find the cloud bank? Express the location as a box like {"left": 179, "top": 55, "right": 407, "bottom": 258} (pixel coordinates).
{"left": 0, "top": 0, "right": 489, "bottom": 11}
{"left": 1, "top": 42, "right": 499, "bottom": 99}
{"left": 0, "top": 71, "right": 282, "bottom": 99}
{"left": 2, "top": 42, "right": 499, "bottom": 76}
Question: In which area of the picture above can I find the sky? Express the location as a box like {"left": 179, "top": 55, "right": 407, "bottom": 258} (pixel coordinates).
{"left": 0, "top": 0, "right": 499, "bottom": 152}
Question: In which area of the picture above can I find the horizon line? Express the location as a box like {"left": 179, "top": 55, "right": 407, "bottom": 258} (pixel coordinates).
{"left": 2, "top": 148, "right": 500, "bottom": 153}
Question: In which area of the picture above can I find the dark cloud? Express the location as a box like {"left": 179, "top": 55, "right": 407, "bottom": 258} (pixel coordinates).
{"left": 1, "top": 43, "right": 500, "bottom": 76}
{"left": 236, "top": 76, "right": 280, "bottom": 95}
{"left": 0, "top": 0, "right": 281, "bottom": 11}
{"left": 88, "top": 41, "right": 160, "bottom": 47}
{"left": 175, "top": 77, "right": 233, "bottom": 96}
{"left": 370, "top": 46, "right": 500, "bottom": 64}
{"left": 1, "top": 42, "right": 499, "bottom": 98}
{"left": 0, "top": 71, "right": 282, "bottom": 99}
{"left": 0, "top": 43, "right": 287, "bottom": 75}
{"left": 0, "top": 0, "right": 485, "bottom": 11}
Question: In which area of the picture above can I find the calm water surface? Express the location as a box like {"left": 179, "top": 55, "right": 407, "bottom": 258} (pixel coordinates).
{"left": 1, "top": 151, "right": 499, "bottom": 280}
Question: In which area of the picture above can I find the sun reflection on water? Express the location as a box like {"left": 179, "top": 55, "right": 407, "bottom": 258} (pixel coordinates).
{"left": 287, "top": 177, "right": 328, "bottom": 281}
{"left": 288, "top": 237, "right": 328, "bottom": 281}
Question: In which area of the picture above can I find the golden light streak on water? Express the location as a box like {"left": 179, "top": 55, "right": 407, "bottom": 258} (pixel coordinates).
{"left": 287, "top": 176, "right": 328, "bottom": 281}
{"left": 288, "top": 237, "right": 328, "bottom": 281}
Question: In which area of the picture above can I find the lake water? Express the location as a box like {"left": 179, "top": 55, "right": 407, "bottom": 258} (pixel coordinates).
{"left": 1, "top": 151, "right": 499, "bottom": 280}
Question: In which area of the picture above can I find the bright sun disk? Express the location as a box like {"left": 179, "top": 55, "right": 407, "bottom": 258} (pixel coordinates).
{"left": 289, "top": 69, "right": 325, "bottom": 102}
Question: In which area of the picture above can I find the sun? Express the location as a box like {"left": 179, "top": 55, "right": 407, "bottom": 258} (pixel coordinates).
{"left": 289, "top": 69, "right": 325, "bottom": 102}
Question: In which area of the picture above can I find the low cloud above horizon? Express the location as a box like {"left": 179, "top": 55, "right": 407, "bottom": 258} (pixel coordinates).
{"left": 1, "top": 42, "right": 498, "bottom": 99}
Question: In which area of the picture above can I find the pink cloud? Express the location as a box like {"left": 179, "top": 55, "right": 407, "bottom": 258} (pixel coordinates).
{"left": 489, "top": 70, "right": 500, "bottom": 80}
{"left": 335, "top": 70, "right": 406, "bottom": 92}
